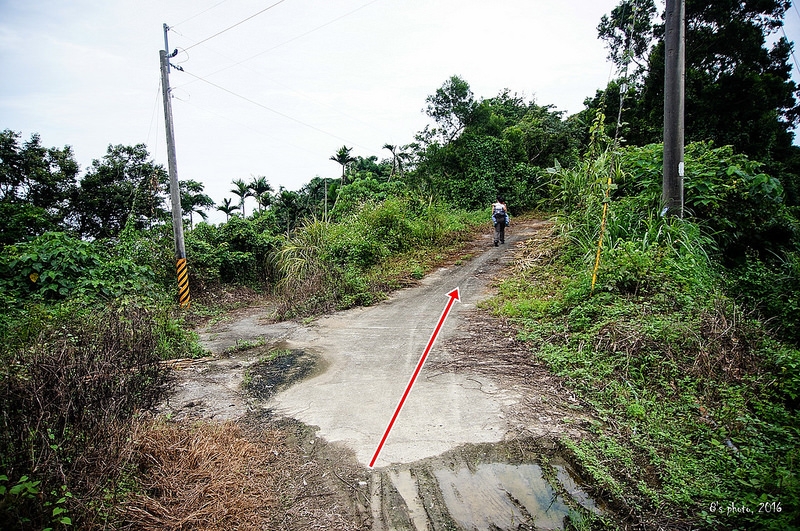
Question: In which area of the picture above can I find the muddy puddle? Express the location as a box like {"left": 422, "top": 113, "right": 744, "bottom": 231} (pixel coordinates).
{"left": 244, "top": 346, "right": 327, "bottom": 401}
{"left": 370, "top": 440, "right": 602, "bottom": 530}
{"left": 248, "top": 343, "right": 603, "bottom": 530}
{"left": 170, "top": 333, "right": 604, "bottom": 530}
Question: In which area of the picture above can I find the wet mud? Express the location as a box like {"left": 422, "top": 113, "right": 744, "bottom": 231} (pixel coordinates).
{"left": 242, "top": 351, "right": 603, "bottom": 530}
{"left": 368, "top": 439, "right": 601, "bottom": 531}
{"left": 244, "top": 347, "right": 326, "bottom": 401}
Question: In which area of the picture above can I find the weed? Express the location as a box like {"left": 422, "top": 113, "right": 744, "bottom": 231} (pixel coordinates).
{"left": 224, "top": 337, "right": 266, "bottom": 354}
{"left": 492, "top": 143, "right": 800, "bottom": 528}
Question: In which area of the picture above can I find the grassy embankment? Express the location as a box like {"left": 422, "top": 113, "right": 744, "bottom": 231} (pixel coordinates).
{"left": 487, "top": 143, "right": 799, "bottom": 530}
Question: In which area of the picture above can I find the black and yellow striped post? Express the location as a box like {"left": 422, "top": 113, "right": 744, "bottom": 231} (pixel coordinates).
{"left": 176, "top": 257, "right": 191, "bottom": 308}
{"left": 161, "top": 45, "right": 190, "bottom": 309}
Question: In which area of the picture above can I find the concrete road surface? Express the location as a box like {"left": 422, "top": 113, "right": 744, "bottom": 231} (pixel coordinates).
{"left": 271, "top": 223, "right": 541, "bottom": 467}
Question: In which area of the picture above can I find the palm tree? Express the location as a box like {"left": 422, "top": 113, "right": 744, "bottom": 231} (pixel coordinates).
{"left": 329, "top": 146, "right": 356, "bottom": 186}
{"left": 383, "top": 143, "right": 398, "bottom": 180}
{"left": 217, "top": 197, "right": 238, "bottom": 222}
{"left": 329, "top": 146, "right": 355, "bottom": 216}
{"left": 180, "top": 180, "right": 214, "bottom": 229}
{"left": 382, "top": 143, "right": 409, "bottom": 181}
{"left": 248, "top": 175, "right": 274, "bottom": 214}
{"left": 230, "top": 178, "right": 252, "bottom": 218}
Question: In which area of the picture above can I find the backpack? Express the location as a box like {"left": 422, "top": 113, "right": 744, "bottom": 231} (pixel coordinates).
{"left": 492, "top": 203, "right": 507, "bottom": 225}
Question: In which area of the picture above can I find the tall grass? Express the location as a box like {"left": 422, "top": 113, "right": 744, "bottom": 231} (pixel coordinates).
{"left": 492, "top": 143, "right": 800, "bottom": 529}
{"left": 273, "top": 196, "right": 481, "bottom": 317}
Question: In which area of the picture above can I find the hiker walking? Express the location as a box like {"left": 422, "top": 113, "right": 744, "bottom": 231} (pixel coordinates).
{"left": 491, "top": 197, "right": 509, "bottom": 246}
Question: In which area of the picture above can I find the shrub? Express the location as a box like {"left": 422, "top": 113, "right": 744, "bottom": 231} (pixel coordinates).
{"left": 274, "top": 196, "right": 480, "bottom": 317}
{"left": 0, "top": 230, "right": 168, "bottom": 308}
{"left": 0, "top": 301, "right": 174, "bottom": 529}
{"left": 185, "top": 216, "right": 282, "bottom": 291}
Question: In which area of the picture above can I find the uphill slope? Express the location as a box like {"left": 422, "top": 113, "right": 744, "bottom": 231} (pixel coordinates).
{"left": 269, "top": 218, "right": 582, "bottom": 467}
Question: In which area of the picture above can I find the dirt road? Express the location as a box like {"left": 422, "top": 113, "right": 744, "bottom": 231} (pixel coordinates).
{"left": 162, "top": 219, "right": 600, "bottom": 530}
{"left": 271, "top": 221, "right": 548, "bottom": 467}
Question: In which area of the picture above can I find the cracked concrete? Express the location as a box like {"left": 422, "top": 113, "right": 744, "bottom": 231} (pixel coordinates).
{"left": 268, "top": 223, "right": 545, "bottom": 467}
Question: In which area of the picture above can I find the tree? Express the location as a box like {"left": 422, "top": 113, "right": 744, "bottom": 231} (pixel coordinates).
{"left": 76, "top": 144, "right": 168, "bottom": 239}
{"left": 329, "top": 146, "right": 356, "bottom": 186}
{"left": 383, "top": 144, "right": 410, "bottom": 180}
{"left": 423, "top": 75, "right": 476, "bottom": 144}
{"left": 230, "top": 178, "right": 253, "bottom": 218}
{"left": 298, "top": 176, "right": 329, "bottom": 219}
{"left": 329, "top": 146, "right": 356, "bottom": 215}
{"left": 217, "top": 197, "right": 238, "bottom": 221}
{"left": 383, "top": 144, "right": 398, "bottom": 179}
{"left": 594, "top": 0, "right": 799, "bottom": 166}
{"left": 597, "top": 0, "right": 657, "bottom": 79}
{"left": 180, "top": 179, "right": 214, "bottom": 229}
{"left": 349, "top": 155, "right": 392, "bottom": 182}
{"left": 271, "top": 187, "right": 302, "bottom": 235}
{"left": 0, "top": 130, "right": 80, "bottom": 245}
{"left": 248, "top": 175, "right": 274, "bottom": 213}
{"left": 412, "top": 83, "right": 579, "bottom": 211}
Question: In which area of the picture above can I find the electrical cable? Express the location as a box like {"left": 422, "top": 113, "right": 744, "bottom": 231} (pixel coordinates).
{"left": 227, "top": 0, "right": 380, "bottom": 62}
{"left": 169, "top": 0, "right": 383, "bottom": 136}
{"left": 172, "top": 51, "right": 381, "bottom": 136}
{"left": 146, "top": 77, "right": 163, "bottom": 161}
{"left": 179, "top": 68, "right": 377, "bottom": 154}
{"left": 172, "top": 0, "right": 230, "bottom": 28}
{"left": 175, "top": 0, "right": 380, "bottom": 83}
{"left": 183, "top": 0, "right": 289, "bottom": 51}
{"left": 179, "top": 98, "right": 320, "bottom": 157}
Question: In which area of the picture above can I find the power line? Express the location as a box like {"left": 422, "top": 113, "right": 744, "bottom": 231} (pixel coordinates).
{"left": 182, "top": 0, "right": 289, "bottom": 51}
{"left": 173, "top": 0, "right": 230, "bottom": 28}
{"left": 781, "top": 26, "right": 800, "bottom": 78}
{"left": 782, "top": 2, "right": 800, "bottom": 77}
{"left": 232, "top": 0, "right": 380, "bottom": 61}
{"left": 146, "top": 77, "right": 163, "bottom": 160}
{"left": 176, "top": 0, "right": 380, "bottom": 82}
{"left": 170, "top": 0, "right": 385, "bottom": 139}
{"left": 179, "top": 97, "right": 320, "bottom": 158}
{"left": 172, "top": 50, "right": 382, "bottom": 137}
{"left": 179, "top": 68, "right": 376, "bottom": 153}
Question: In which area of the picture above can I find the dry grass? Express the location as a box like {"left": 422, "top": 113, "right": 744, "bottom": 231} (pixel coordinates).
{"left": 121, "top": 419, "right": 368, "bottom": 531}
{"left": 123, "top": 421, "right": 285, "bottom": 530}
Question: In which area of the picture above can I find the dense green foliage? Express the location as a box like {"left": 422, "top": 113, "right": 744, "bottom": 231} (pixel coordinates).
{"left": 410, "top": 77, "right": 581, "bottom": 212}
{"left": 0, "top": 130, "right": 80, "bottom": 245}
{"left": 275, "top": 194, "right": 481, "bottom": 317}
{"left": 491, "top": 138, "right": 799, "bottom": 529}
{"left": 590, "top": 0, "right": 800, "bottom": 205}
{"left": 609, "top": 142, "right": 800, "bottom": 344}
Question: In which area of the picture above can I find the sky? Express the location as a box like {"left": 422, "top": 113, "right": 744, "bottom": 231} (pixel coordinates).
{"left": 2, "top": 0, "right": 800, "bottom": 225}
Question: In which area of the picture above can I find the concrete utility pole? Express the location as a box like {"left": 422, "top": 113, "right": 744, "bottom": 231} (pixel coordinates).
{"left": 160, "top": 25, "right": 190, "bottom": 308}
{"left": 663, "top": 0, "right": 685, "bottom": 218}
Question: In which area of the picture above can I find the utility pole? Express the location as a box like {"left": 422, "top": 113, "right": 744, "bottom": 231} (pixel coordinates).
{"left": 160, "top": 25, "right": 190, "bottom": 308}
{"left": 663, "top": 0, "right": 685, "bottom": 218}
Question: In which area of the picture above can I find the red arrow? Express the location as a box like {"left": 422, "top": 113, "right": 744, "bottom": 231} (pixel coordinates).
{"left": 369, "top": 287, "right": 461, "bottom": 468}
